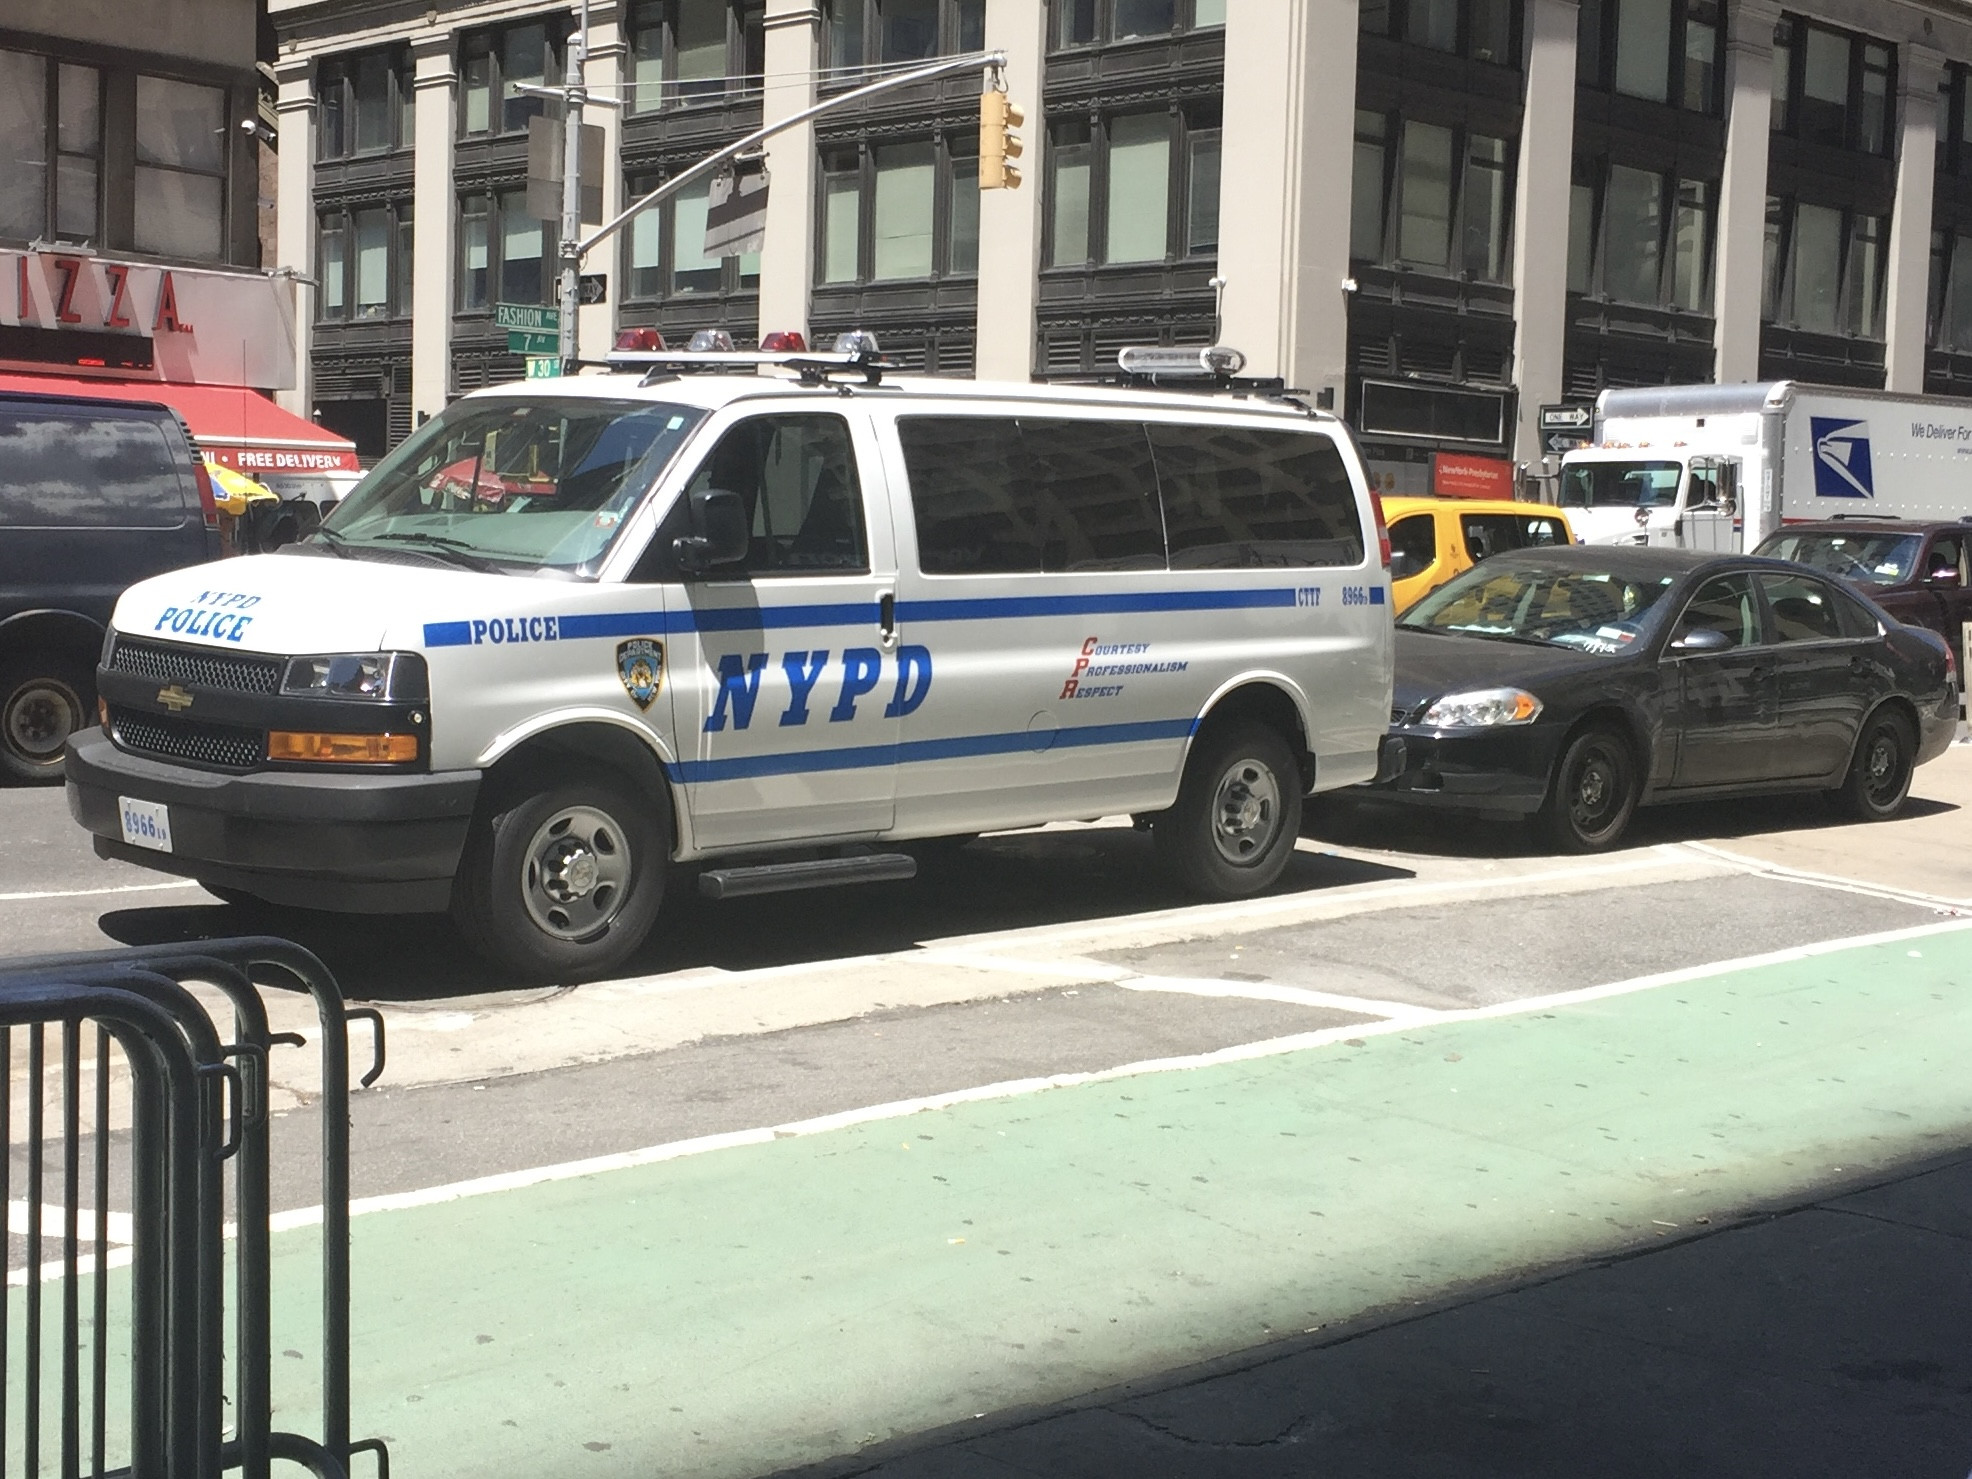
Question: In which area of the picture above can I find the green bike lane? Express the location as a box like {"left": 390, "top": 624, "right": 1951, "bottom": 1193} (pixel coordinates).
{"left": 270, "top": 918, "right": 1972, "bottom": 1478}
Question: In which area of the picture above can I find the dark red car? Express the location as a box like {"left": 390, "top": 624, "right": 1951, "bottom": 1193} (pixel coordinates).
{"left": 1755, "top": 519, "right": 1972, "bottom": 659}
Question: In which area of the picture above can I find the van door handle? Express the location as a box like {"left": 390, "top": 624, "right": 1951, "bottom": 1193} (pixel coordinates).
{"left": 878, "top": 592, "right": 897, "bottom": 647}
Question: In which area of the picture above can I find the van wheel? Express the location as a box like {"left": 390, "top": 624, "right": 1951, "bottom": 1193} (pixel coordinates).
{"left": 1154, "top": 722, "right": 1302, "bottom": 899}
{"left": 452, "top": 772, "right": 668, "bottom": 983}
{"left": 0, "top": 658, "right": 91, "bottom": 785}
{"left": 1538, "top": 724, "right": 1638, "bottom": 853}
{"left": 1836, "top": 708, "right": 1915, "bottom": 822}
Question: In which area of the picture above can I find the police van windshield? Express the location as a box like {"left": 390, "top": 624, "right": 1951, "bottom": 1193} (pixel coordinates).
{"left": 322, "top": 398, "right": 705, "bottom": 575}
{"left": 1558, "top": 460, "right": 1683, "bottom": 508}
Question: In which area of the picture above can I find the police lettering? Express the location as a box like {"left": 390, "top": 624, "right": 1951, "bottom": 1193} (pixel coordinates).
{"left": 466, "top": 616, "right": 560, "bottom": 645}
{"left": 705, "top": 645, "right": 934, "bottom": 732}
{"left": 154, "top": 606, "right": 256, "bottom": 643}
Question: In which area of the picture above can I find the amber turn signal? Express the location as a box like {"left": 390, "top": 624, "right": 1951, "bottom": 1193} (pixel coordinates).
{"left": 268, "top": 731, "right": 419, "bottom": 764}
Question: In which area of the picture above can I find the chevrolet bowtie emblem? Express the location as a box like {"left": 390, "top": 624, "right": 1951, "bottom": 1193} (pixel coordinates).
{"left": 156, "top": 685, "right": 194, "bottom": 713}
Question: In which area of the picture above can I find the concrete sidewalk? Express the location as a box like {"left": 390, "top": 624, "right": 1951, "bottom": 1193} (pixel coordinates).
{"left": 270, "top": 918, "right": 1972, "bottom": 1478}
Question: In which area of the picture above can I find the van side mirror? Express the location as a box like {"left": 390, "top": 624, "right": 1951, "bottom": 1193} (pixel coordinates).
{"left": 674, "top": 487, "right": 749, "bottom": 572}
{"left": 1669, "top": 626, "right": 1732, "bottom": 655}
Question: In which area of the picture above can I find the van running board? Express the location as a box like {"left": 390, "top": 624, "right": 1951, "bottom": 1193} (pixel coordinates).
{"left": 697, "top": 852, "right": 918, "bottom": 900}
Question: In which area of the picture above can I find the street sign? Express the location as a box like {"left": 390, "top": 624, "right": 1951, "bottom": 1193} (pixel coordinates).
{"left": 496, "top": 303, "right": 560, "bottom": 332}
{"left": 525, "top": 356, "right": 562, "bottom": 379}
{"left": 507, "top": 329, "right": 559, "bottom": 354}
{"left": 525, "top": 117, "right": 606, "bottom": 225}
{"left": 1539, "top": 402, "right": 1595, "bottom": 457}
{"left": 579, "top": 273, "right": 608, "bottom": 306}
{"left": 705, "top": 164, "right": 769, "bottom": 258}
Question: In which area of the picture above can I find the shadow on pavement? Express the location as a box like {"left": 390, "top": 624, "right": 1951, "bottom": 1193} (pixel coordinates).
{"left": 770, "top": 1148, "right": 1972, "bottom": 1479}
{"left": 94, "top": 826, "right": 1415, "bottom": 1002}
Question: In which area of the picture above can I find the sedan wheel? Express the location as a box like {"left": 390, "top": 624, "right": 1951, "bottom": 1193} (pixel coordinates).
{"left": 1836, "top": 708, "right": 1915, "bottom": 822}
{"left": 1539, "top": 725, "right": 1639, "bottom": 854}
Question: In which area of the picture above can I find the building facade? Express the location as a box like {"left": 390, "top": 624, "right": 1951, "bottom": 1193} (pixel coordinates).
{"left": 269, "top": 0, "right": 1972, "bottom": 492}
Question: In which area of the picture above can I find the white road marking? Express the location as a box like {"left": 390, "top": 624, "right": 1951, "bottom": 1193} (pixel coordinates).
{"left": 247, "top": 915, "right": 1972, "bottom": 1237}
{"left": 1117, "top": 975, "right": 1437, "bottom": 1021}
{"left": 0, "top": 880, "right": 201, "bottom": 904}
{"left": 7, "top": 1200, "right": 133, "bottom": 1243}
{"left": 1680, "top": 841, "right": 1972, "bottom": 913}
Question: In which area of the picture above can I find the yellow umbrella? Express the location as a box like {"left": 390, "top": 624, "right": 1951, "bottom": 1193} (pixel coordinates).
{"left": 204, "top": 458, "right": 280, "bottom": 516}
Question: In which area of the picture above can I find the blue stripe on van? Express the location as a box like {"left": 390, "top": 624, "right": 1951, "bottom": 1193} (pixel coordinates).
{"left": 422, "top": 621, "right": 474, "bottom": 647}
{"left": 663, "top": 717, "right": 1198, "bottom": 784}
{"left": 896, "top": 588, "right": 1297, "bottom": 623}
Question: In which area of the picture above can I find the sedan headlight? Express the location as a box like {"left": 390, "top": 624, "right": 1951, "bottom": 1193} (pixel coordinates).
{"left": 1420, "top": 688, "right": 1544, "bottom": 729}
{"left": 281, "top": 652, "right": 427, "bottom": 701}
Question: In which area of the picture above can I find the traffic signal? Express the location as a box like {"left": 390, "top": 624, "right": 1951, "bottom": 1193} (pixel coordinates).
{"left": 979, "top": 90, "right": 1025, "bottom": 190}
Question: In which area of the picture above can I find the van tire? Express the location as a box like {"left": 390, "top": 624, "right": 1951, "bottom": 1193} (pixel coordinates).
{"left": 1154, "top": 722, "right": 1302, "bottom": 899}
{"left": 0, "top": 657, "right": 92, "bottom": 785}
{"left": 451, "top": 771, "right": 668, "bottom": 983}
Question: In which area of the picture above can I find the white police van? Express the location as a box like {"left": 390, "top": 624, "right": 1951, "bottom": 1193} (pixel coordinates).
{"left": 66, "top": 340, "right": 1394, "bottom": 980}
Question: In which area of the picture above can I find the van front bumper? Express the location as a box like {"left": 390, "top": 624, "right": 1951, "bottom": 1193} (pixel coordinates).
{"left": 65, "top": 730, "right": 480, "bottom": 913}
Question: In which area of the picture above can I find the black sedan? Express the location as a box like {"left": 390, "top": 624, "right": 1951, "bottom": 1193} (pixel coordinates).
{"left": 1369, "top": 546, "right": 1959, "bottom": 851}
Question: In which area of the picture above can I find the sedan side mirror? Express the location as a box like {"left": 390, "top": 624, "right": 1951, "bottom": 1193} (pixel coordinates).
{"left": 674, "top": 487, "right": 750, "bottom": 572}
{"left": 1669, "top": 626, "right": 1732, "bottom": 655}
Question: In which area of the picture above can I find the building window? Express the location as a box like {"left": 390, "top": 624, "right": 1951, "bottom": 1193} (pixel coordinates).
{"left": 817, "top": 132, "right": 979, "bottom": 284}
{"left": 1348, "top": 110, "right": 1512, "bottom": 283}
{"left": 317, "top": 202, "right": 413, "bottom": 321}
{"left": 0, "top": 50, "right": 106, "bottom": 247}
{"left": 625, "top": 173, "right": 761, "bottom": 297}
{"left": 1567, "top": 160, "right": 1716, "bottom": 310}
{"left": 1763, "top": 196, "right": 1886, "bottom": 337}
{"left": 457, "top": 191, "right": 557, "bottom": 310}
{"left": 460, "top": 23, "right": 564, "bottom": 138}
{"left": 1576, "top": 0, "right": 1718, "bottom": 112}
{"left": 1044, "top": 107, "right": 1220, "bottom": 268}
{"left": 1053, "top": 0, "right": 1225, "bottom": 49}
{"left": 1359, "top": 0, "right": 1517, "bottom": 66}
{"left": 134, "top": 75, "right": 228, "bottom": 261}
{"left": 1770, "top": 16, "right": 1894, "bottom": 156}
{"left": 1931, "top": 227, "right": 1972, "bottom": 352}
{"left": 318, "top": 49, "right": 414, "bottom": 158}
{"left": 828, "top": 0, "right": 984, "bottom": 68}
{"left": 628, "top": 1, "right": 764, "bottom": 110}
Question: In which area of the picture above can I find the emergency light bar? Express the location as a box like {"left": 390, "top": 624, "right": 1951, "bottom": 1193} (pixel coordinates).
{"left": 1116, "top": 344, "right": 1248, "bottom": 378}
{"left": 606, "top": 328, "right": 890, "bottom": 382}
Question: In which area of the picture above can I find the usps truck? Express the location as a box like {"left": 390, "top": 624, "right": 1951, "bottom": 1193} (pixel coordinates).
{"left": 64, "top": 341, "right": 1394, "bottom": 981}
{"left": 1556, "top": 382, "right": 1972, "bottom": 551}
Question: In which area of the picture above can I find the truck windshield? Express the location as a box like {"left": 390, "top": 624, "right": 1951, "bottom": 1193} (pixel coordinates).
{"left": 320, "top": 397, "right": 705, "bottom": 575}
{"left": 1558, "top": 460, "right": 1682, "bottom": 509}
{"left": 1754, "top": 530, "right": 1923, "bottom": 586}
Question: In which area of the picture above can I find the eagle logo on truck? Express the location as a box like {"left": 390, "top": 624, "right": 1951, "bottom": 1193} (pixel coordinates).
{"left": 1811, "top": 418, "right": 1874, "bottom": 499}
{"left": 616, "top": 639, "right": 664, "bottom": 711}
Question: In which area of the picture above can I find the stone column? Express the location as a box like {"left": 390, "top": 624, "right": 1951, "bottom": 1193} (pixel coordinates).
{"left": 1218, "top": 0, "right": 1355, "bottom": 407}
{"left": 579, "top": 1, "right": 627, "bottom": 362}
{"left": 757, "top": 0, "right": 820, "bottom": 342}
{"left": 974, "top": 0, "right": 1046, "bottom": 381}
{"left": 1508, "top": 0, "right": 1578, "bottom": 467}
{"left": 1712, "top": 0, "right": 1778, "bottom": 384}
{"left": 410, "top": 33, "right": 457, "bottom": 422}
{"left": 273, "top": 57, "right": 314, "bottom": 418}
{"left": 1884, "top": 43, "right": 1943, "bottom": 393}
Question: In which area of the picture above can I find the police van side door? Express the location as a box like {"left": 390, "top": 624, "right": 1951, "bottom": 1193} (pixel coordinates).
{"left": 662, "top": 409, "right": 898, "bottom": 851}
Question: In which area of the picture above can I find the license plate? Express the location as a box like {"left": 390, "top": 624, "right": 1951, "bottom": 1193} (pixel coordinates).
{"left": 117, "top": 797, "right": 173, "bottom": 854}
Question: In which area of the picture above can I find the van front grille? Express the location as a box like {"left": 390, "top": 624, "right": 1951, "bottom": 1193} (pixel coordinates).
{"left": 110, "top": 710, "right": 265, "bottom": 770}
{"left": 109, "top": 637, "right": 283, "bottom": 695}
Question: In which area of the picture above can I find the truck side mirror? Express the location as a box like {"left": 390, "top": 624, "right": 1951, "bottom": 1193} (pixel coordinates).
{"left": 674, "top": 487, "right": 750, "bottom": 572}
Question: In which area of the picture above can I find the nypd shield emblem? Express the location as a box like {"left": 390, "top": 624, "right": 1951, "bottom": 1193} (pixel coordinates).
{"left": 616, "top": 639, "right": 664, "bottom": 711}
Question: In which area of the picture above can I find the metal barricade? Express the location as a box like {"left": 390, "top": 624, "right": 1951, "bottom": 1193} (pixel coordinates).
{"left": 0, "top": 938, "right": 389, "bottom": 1479}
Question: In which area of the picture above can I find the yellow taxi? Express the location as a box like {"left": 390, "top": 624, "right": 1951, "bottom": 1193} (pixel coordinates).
{"left": 1384, "top": 496, "right": 1576, "bottom": 612}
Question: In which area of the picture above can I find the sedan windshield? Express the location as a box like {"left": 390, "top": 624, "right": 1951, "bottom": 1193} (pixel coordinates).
{"left": 1401, "top": 563, "right": 1679, "bottom": 654}
{"left": 321, "top": 397, "right": 706, "bottom": 576}
{"left": 1754, "top": 530, "right": 1922, "bottom": 586}
{"left": 1558, "top": 460, "right": 1682, "bottom": 509}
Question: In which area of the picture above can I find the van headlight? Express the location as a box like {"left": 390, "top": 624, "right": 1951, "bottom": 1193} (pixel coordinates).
{"left": 281, "top": 652, "right": 427, "bottom": 700}
{"left": 1420, "top": 688, "right": 1543, "bottom": 729}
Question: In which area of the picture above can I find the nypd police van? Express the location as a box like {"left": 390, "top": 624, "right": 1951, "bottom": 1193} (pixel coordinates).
{"left": 66, "top": 341, "right": 1394, "bottom": 981}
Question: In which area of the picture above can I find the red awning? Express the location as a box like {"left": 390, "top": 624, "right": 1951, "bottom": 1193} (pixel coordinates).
{"left": 0, "top": 373, "right": 360, "bottom": 475}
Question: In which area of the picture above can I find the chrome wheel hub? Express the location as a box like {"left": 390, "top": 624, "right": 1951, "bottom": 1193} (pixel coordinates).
{"left": 522, "top": 805, "right": 632, "bottom": 941}
{"left": 1210, "top": 758, "right": 1282, "bottom": 866}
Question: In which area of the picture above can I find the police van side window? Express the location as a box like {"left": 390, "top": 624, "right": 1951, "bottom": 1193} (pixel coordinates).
{"left": 898, "top": 417, "right": 1044, "bottom": 574}
{"left": 680, "top": 414, "right": 869, "bottom": 577}
{"left": 1149, "top": 425, "right": 1365, "bottom": 568}
{"left": 1019, "top": 419, "right": 1165, "bottom": 572}
{"left": 0, "top": 412, "right": 185, "bottom": 529}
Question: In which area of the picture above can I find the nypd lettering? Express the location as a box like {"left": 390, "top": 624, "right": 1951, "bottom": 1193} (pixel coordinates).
{"left": 704, "top": 645, "right": 933, "bottom": 732}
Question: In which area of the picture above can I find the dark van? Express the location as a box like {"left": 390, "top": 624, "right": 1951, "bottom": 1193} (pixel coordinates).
{"left": 0, "top": 391, "right": 221, "bottom": 782}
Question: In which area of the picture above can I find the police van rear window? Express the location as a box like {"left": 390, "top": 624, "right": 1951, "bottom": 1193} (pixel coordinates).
{"left": 897, "top": 416, "right": 1365, "bottom": 576}
{"left": 323, "top": 398, "right": 705, "bottom": 575}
